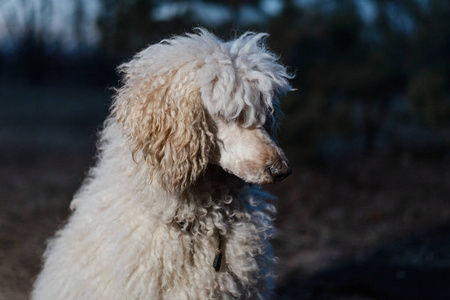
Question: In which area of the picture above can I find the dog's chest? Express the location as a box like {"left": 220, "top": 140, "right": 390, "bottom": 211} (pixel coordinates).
{"left": 116, "top": 200, "right": 271, "bottom": 298}
{"left": 79, "top": 184, "right": 275, "bottom": 298}
{"left": 150, "top": 219, "right": 268, "bottom": 299}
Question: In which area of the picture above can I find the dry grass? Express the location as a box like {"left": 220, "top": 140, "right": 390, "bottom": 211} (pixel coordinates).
{"left": 0, "top": 146, "right": 91, "bottom": 300}
{"left": 270, "top": 154, "right": 450, "bottom": 283}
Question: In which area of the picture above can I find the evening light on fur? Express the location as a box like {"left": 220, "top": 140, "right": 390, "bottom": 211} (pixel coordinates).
{"left": 32, "top": 29, "right": 293, "bottom": 300}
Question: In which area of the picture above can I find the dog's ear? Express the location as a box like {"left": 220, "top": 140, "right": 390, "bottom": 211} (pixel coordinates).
{"left": 113, "top": 70, "right": 214, "bottom": 193}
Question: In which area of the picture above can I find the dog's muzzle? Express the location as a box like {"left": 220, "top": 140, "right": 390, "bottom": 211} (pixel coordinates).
{"left": 267, "top": 161, "right": 292, "bottom": 182}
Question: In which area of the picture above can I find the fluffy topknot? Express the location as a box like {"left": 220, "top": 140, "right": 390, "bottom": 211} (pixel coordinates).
{"left": 117, "top": 28, "right": 292, "bottom": 128}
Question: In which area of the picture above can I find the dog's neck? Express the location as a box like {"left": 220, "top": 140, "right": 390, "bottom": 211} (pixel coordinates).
{"left": 170, "top": 165, "right": 249, "bottom": 236}
{"left": 191, "top": 164, "right": 247, "bottom": 193}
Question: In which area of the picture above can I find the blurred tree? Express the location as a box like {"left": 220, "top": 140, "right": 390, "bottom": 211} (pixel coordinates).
{"left": 405, "top": 0, "right": 450, "bottom": 127}
{"left": 269, "top": 0, "right": 450, "bottom": 159}
{"left": 16, "top": 0, "right": 53, "bottom": 84}
{"left": 97, "top": 0, "right": 158, "bottom": 57}
{"left": 269, "top": 0, "right": 373, "bottom": 156}
{"left": 96, "top": 0, "right": 270, "bottom": 57}
{"left": 408, "top": 69, "right": 449, "bottom": 127}
{"left": 5, "top": 0, "right": 449, "bottom": 161}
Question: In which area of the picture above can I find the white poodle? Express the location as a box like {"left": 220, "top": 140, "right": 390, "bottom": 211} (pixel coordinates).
{"left": 32, "top": 29, "right": 292, "bottom": 300}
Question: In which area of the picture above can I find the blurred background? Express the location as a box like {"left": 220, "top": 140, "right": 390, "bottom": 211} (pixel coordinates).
{"left": 1, "top": 0, "right": 449, "bottom": 299}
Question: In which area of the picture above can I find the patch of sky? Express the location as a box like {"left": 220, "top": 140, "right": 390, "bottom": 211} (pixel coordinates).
{"left": 238, "top": 4, "right": 268, "bottom": 26}
{"left": 152, "top": 2, "right": 189, "bottom": 21}
{"left": 260, "top": 0, "right": 284, "bottom": 16}
{"left": 190, "top": 2, "right": 232, "bottom": 26}
{"left": 385, "top": 2, "right": 415, "bottom": 34}
{"left": 354, "top": 0, "right": 377, "bottom": 25}
{"left": 152, "top": 1, "right": 231, "bottom": 26}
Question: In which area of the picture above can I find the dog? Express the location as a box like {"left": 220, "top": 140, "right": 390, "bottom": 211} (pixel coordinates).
{"left": 32, "top": 28, "right": 292, "bottom": 300}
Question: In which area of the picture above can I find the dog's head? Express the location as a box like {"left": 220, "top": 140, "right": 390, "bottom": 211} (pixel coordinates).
{"left": 113, "top": 29, "right": 293, "bottom": 193}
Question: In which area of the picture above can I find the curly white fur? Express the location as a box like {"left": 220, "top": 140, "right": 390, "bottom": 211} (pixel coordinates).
{"left": 32, "top": 29, "right": 292, "bottom": 300}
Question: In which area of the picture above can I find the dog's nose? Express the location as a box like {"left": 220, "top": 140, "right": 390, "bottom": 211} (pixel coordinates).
{"left": 268, "top": 163, "right": 292, "bottom": 182}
